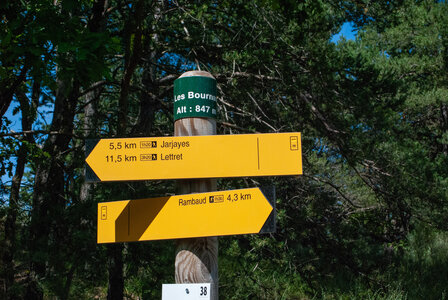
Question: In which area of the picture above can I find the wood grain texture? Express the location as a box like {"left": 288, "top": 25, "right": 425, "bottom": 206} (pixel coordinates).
{"left": 174, "top": 71, "right": 218, "bottom": 300}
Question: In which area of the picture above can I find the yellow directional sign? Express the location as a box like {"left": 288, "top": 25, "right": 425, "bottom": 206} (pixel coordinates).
{"left": 97, "top": 187, "right": 275, "bottom": 243}
{"left": 86, "top": 132, "right": 302, "bottom": 181}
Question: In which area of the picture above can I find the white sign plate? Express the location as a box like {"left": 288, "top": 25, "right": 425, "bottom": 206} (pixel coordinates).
{"left": 162, "top": 283, "right": 210, "bottom": 300}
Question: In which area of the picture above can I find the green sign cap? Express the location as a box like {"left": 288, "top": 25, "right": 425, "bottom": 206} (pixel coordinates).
{"left": 173, "top": 75, "right": 217, "bottom": 120}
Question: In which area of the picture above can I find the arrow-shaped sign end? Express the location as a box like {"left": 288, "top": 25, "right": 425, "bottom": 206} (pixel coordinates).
{"left": 85, "top": 139, "right": 101, "bottom": 182}
{"left": 259, "top": 186, "right": 276, "bottom": 234}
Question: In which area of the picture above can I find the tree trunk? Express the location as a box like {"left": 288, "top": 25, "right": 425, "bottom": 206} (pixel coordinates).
{"left": 118, "top": 0, "right": 144, "bottom": 135}
{"left": 441, "top": 103, "right": 447, "bottom": 155}
{"left": 0, "top": 64, "right": 28, "bottom": 125}
{"left": 3, "top": 152, "right": 26, "bottom": 300}
{"left": 29, "top": 77, "right": 79, "bottom": 297}
{"left": 80, "top": 82, "right": 101, "bottom": 204}
{"left": 3, "top": 80, "right": 39, "bottom": 299}
{"left": 131, "top": 1, "right": 163, "bottom": 136}
{"left": 106, "top": 244, "right": 124, "bottom": 300}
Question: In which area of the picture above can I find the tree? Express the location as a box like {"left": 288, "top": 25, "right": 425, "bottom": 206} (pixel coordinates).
{"left": 1, "top": 0, "right": 447, "bottom": 298}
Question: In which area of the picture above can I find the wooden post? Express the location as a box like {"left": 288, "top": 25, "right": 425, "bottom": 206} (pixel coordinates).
{"left": 174, "top": 71, "right": 218, "bottom": 300}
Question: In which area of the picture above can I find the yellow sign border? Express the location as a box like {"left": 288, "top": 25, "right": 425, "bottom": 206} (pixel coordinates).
{"left": 97, "top": 187, "right": 275, "bottom": 243}
{"left": 86, "top": 132, "right": 302, "bottom": 182}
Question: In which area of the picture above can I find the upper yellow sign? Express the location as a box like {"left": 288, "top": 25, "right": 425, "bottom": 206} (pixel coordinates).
{"left": 97, "top": 187, "right": 274, "bottom": 243}
{"left": 85, "top": 132, "right": 302, "bottom": 182}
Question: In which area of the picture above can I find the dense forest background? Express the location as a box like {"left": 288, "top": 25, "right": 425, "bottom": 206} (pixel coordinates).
{"left": 1, "top": 0, "right": 447, "bottom": 299}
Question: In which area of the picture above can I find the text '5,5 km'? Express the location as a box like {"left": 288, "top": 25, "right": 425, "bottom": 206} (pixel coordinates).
{"left": 85, "top": 132, "right": 302, "bottom": 182}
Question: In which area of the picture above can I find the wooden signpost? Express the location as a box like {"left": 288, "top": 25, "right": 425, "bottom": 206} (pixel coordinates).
{"left": 86, "top": 70, "right": 303, "bottom": 300}
{"left": 173, "top": 71, "right": 219, "bottom": 300}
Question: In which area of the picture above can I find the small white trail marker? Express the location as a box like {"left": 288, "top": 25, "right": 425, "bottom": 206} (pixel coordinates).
{"left": 162, "top": 283, "right": 210, "bottom": 300}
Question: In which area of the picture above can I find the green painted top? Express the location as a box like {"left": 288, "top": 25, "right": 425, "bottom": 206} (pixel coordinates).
{"left": 173, "top": 75, "right": 217, "bottom": 120}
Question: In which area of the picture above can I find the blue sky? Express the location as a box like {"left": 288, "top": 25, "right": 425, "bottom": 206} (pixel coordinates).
{"left": 331, "top": 22, "right": 357, "bottom": 43}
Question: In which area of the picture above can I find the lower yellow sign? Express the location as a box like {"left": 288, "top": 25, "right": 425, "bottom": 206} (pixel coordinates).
{"left": 97, "top": 188, "right": 275, "bottom": 243}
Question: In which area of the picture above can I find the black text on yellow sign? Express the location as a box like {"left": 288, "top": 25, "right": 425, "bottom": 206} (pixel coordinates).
{"left": 97, "top": 187, "right": 275, "bottom": 243}
{"left": 85, "top": 132, "right": 302, "bottom": 182}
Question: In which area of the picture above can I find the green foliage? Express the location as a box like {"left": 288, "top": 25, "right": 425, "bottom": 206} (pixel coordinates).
{"left": 1, "top": 0, "right": 447, "bottom": 299}
{"left": 395, "top": 225, "right": 448, "bottom": 299}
